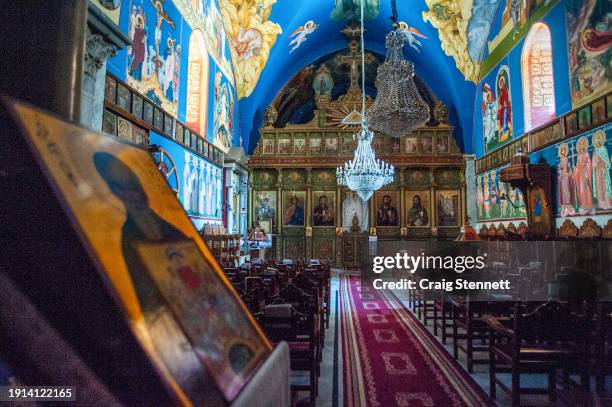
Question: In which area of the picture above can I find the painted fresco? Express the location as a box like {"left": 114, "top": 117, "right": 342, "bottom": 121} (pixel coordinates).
{"left": 289, "top": 21, "right": 318, "bottom": 53}
{"left": 397, "top": 21, "right": 429, "bottom": 53}
{"left": 188, "top": 0, "right": 234, "bottom": 81}
{"left": 213, "top": 72, "right": 234, "bottom": 152}
{"left": 537, "top": 123, "right": 612, "bottom": 217}
{"left": 477, "top": 167, "right": 527, "bottom": 221}
{"left": 566, "top": 0, "right": 612, "bottom": 108}
{"left": 182, "top": 150, "right": 223, "bottom": 219}
{"left": 468, "top": 0, "right": 502, "bottom": 63}
{"left": 484, "top": 0, "right": 559, "bottom": 74}
{"left": 330, "top": 0, "right": 380, "bottom": 21}
{"left": 219, "top": 0, "right": 282, "bottom": 99}
{"left": 423, "top": 0, "right": 480, "bottom": 82}
{"left": 126, "top": 0, "right": 182, "bottom": 116}
{"left": 482, "top": 65, "right": 514, "bottom": 153}
{"left": 150, "top": 132, "right": 223, "bottom": 222}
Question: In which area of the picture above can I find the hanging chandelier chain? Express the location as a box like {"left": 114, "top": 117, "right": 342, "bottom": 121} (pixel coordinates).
{"left": 360, "top": 0, "right": 366, "bottom": 118}
{"left": 336, "top": 2, "right": 395, "bottom": 202}
{"left": 365, "top": 13, "right": 431, "bottom": 138}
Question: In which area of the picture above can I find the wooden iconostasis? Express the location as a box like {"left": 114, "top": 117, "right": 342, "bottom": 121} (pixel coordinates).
{"left": 249, "top": 128, "right": 467, "bottom": 265}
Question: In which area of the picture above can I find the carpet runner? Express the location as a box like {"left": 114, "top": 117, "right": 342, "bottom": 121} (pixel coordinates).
{"left": 340, "top": 275, "right": 492, "bottom": 407}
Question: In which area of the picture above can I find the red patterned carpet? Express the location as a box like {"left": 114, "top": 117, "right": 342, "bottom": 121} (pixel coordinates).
{"left": 340, "top": 275, "right": 492, "bottom": 407}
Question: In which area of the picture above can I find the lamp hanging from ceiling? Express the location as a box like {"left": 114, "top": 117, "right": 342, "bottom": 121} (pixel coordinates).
{"left": 365, "top": 0, "right": 430, "bottom": 138}
{"left": 336, "top": 0, "right": 394, "bottom": 202}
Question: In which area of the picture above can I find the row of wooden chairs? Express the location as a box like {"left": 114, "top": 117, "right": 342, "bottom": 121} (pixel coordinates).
{"left": 408, "top": 286, "right": 611, "bottom": 405}
{"left": 224, "top": 259, "right": 331, "bottom": 405}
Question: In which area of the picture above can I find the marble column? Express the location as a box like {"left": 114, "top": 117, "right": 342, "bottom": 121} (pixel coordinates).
{"left": 80, "top": 4, "right": 129, "bottom": 130}
{"left": 464, "top": 154, "right": 477, "bottom": 225}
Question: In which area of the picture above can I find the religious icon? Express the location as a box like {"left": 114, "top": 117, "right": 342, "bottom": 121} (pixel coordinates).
{"left": 8, "top": 101, "right": 272, "bottom": 404}
{"left": 309, "top": 138, "right": 322, "bottom": 155}
{"left": 278, "top": 138, "right": 291, "bottom": 155}
{"left": 294, "top": 138, "right": 306, "bottom": 155}
{"left": 376, "top": 192, "right": 398, "bottom": 226}
{"left": 592, "top": 130, "right": 612, "bottom": 210}
{"left": 496, "top": 66, "right": 512, "bottom": 142}
{"left": 528, "top": 186, "right": 547, "bottom": 226}
{"left": 283, "top": 192, "right": 305, "bottom": 226}
{"left": 104, "top": 76, "right": 117, "bottom": 103}
{"left": 406, "top": 191, "right": 429, "bottom": 227}
{"left": 117, "top": 83, "right": 131, "bottom": 111}
{"left": 578, "top": 106, "right": 592, "bottom": 130}
{"left": 592, "top": 99, "right": 606, "bottom": 125}
{"left": 117, "top": 116, "right": 133, "bottom": 141}
{"left": 263, "top": 138, "right": 274, "bottom": 155}
{"left": 436, "top": 190, "right": 459, "bottom": 226}
{"left": 342, "top": 136, "right": 354, "bottom": 154}
{"left": 342, "top": 189, "right": 368, "bottom": 232}
{"left": 575, "top": 136, "right": 595, "bottom": 214}
{"left": 313, "top": 65, "right": 333, "bottom": 97}
{"left": 404, "top": 136, "right": 418, "bottom": 154}
{"left": 313, "top": 192, "right": 335, "bottom": 226}
{"left": 102, "top": 110, "right": 117, "bottom": 136}
{"left": 436, "top": 134, "right": 449, "bottom": 153}
{"left": 325, "top": 137, "right": 338, "bottom": 154}
{"left": 419, "top": 135, "right": 433, "bottom": 154}
{"left": 557, "top": 143, "right": 577, "bottom": 217}
{"left": 254, "top": 191, "right": 276, "bottom": 222}
{"left": 482, "top": 82, "right": 497, "bottom": 147}
{"left": 135, "top": 239, "right": 269, "bottom": 401}
{"left": 565, "top": 112, "right": 578, "bottom": 135}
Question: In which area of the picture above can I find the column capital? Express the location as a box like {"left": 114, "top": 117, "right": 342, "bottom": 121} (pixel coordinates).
{"left": 84, "top": 27, "right": 118, "bottom": 76}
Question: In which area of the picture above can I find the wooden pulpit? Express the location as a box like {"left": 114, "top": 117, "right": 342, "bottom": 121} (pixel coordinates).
{"left": 500, "top": 151, "right": 553, "bottom": 237}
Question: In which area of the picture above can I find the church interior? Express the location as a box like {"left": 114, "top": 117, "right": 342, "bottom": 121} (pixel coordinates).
{"left": 0, "top": 0, "right": 611, "bottom": 406}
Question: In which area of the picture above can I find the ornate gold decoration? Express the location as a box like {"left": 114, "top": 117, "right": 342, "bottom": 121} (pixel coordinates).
{"left": 603, "top": 219, "right": 612, "bottom": 239}
{"left": 507, "top": 222, "right": 517, "bottom": 234}
{"left": 487, "top": 224, "right": 497, "bottom": 238}
{"left": 479, "top": 224, "right": 489, "bottom": 238}
{"left": 496, "top": 223, "right": 506, "bottom": 237}
{"left": 219, "top": 0, "right": 282, "bottom": 99}
{"left": 433, "top": 101, "right": 449, "bottom": 125}
{"left": 518, "top": 222, "right": 528, "bottom": 235}
{"left": 578, "top": 218, "right": 602, "bottom": 239}
{"left": 422, "top": 0, "right": 479, "bottom": 83}
{"left": 264, "top": 105, "right": 278, "bottom": 128}
{"left": 558, "top": 219, "right": 578, "bottom": 238}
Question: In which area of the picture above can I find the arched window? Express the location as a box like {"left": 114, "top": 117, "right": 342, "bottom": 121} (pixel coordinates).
{"left": 521, "top": 22, "right": 556, "bottom": 132}
{"left": 186, "top": 29, "right": 209, "bottom": 137}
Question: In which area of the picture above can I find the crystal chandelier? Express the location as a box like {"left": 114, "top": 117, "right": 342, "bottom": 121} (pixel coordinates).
{"left": 336, "top": 0, "right": 394, "bottom": 202}
{"left": 366, "top": 3, "right": 430, "bottom": 138}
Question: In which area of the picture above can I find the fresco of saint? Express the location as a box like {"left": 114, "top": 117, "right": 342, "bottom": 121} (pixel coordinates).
{"left": 496, "top": 67, "right": 512, "bottom": 142}
{"left": 575, "top": 137, "right": 594, "bottom": 214}
{"left": 592, "top": 130, "right": 612, "bottom": 210}
{"left": 482, "top": 83, "right": 498, "bottom": 146}
{"left": 557, "top": 143, "right": 577, "bottom": 217}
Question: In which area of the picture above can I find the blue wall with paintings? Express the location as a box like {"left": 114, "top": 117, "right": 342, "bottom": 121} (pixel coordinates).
{"left": 473, "top": 1, "right": 572, "bottom": 158}
{"left": 106, "top": 0, "right": 240, "bottom": 153}
{"left": 529, "top": 122, "right": 612, "bottom": 227}
{"left": 150, "top": 131, "right": 223, "bottom": 229}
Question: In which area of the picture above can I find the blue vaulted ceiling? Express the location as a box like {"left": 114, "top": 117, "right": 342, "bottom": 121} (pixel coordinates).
{"left": 236, "top": 0, "right": 502, "bottom": 155}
